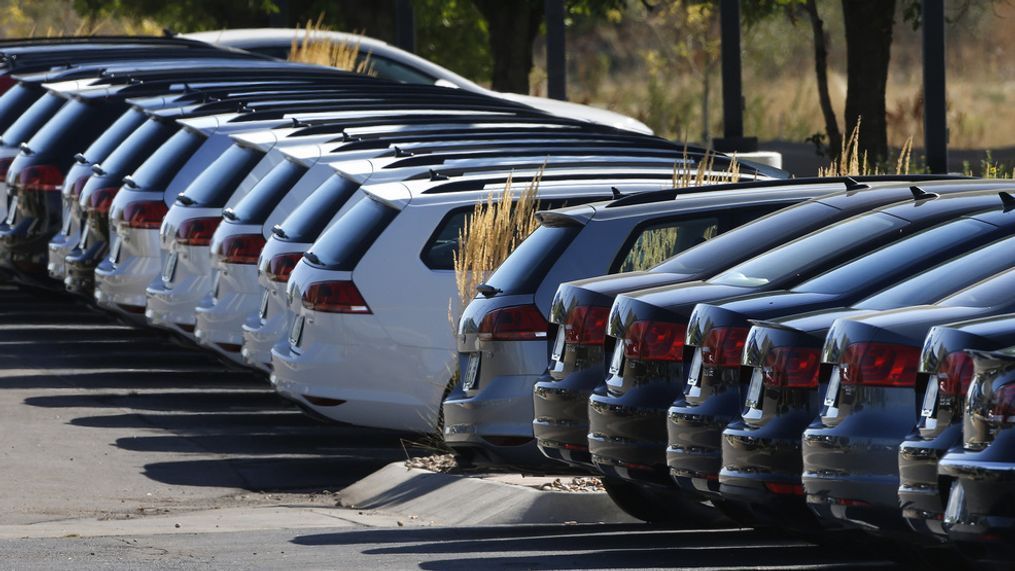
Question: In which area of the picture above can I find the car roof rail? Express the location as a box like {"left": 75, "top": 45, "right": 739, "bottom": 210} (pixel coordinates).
{"left": 342, "top": 130, "right": 681, "bottom": 154}
{"left": 410, "top": 158, "right": 691, "bottom": 182}
{"left": 421, "top": 170, "right": 678, "bottom": 194}
{"left": 389, "top": 147, "right": 700, "bottom": 171}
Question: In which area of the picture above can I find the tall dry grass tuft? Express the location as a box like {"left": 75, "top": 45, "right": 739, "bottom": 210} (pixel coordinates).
{"left": 818, "top": 118, "right": 915, "bottom": 177}
{"left": 287, "top": 16, "right": 375, "bottom": 76}
{"left": 672, "top": 148, "right": 743, "bottom": 189}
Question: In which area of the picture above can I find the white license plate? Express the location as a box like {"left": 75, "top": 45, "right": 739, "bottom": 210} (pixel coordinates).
{"left": 110, "top": 235, "right": 122, "bottom": 263}
{"left": 608, "top": 338, "right": 625, "bottom": 376}
{"left": 550, "top": 327, "right": 565, "bottom": 362}
{"left": 162, "top": 252, "right": 178, "bottom": 283}
{"left": 259, "top": 290, "right": 270, "bottom": 319}
{"left": 4, "top": 195, "right": 17, "bottom": 225}
{"left": 823, "top": 367, "right": 841, "bottom": 407}
{"left": 944, "top": 480, "right": 966, "bottom": 524}
{"left": 921, "top": 377, "right": 940, "bottom": 418}
{"left": 462, "top": 353, "right": 481, "bottom": 391}
{"left": 686, "top": 348, "right": 703, "bottom": 386}
{"left": 289, "top": 314, "right": 305, "bottom": 346}
{"left": 744, "top": 368, "right": 765, "bottom": 409}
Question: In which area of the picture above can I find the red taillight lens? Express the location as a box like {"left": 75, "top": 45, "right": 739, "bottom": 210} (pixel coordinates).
{"left": 564, "top": 305, "right": 609, "bottom": 345}
{"left": 68, "top": 175, "right": 88, "bottom": 199}
{"left": 19, "top": 164, "right": 63, "bottom": 192}
{"left": 701, "top": 326, "right": 749, "bottom": 367}
{"left": 218, "top": 233, "right": 266, "bottom": 264}
{"left": 839, "top": 342, "right": 920, "bottom": 388}
{"left": 762, "top": 346, "right": 821, "bottom": 389}
{"left": 0, "top": 75, "right": 16, "bottom": 94}
{"left": 175, "top": 217, "right": 221, "bottom": 246}
{"left": 0, "top": 156, "right": 14, "bottom": 183}
{"left": 478, "top": 304, "right": 548, "bottom": 341}
{"left": 301, "top": 280, "right": 371, "bottom": 314}
{"left": 623, "top": 320, "right": 687, "bottom": 361}
{"left": 122, "top": 200, "right": 168, "bottom": 229}
{"left": 937, "top": 351, "right": 975, "bottom": 397}
{"left": 86, "top": 187, "right": 119, "bottom": 215}
{"left": 265, "top": 251, "right": 303, "bottom": 283}
{"left": 764, "top": 482, "right": 804, "bottom": 496}
{"left": 989, "top": 384, "right": 1015, "bottom": 426}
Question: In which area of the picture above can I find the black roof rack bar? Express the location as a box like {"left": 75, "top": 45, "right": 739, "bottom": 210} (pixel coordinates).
{"left": 0, "top": 35, "right": 212, "bottom": 47}
{"left": 422, "top": 170, "right": 680, "bottom": 194}
{"left": 393, "top": 148, "right": 703, "bottom": 172}
{"left": 332, "top": 129, "right": 683, "bottom": 153}
{"left": 409, "top": 158, "right": 703, "bottom": 182}
{"left": 229, "top": 103, "right": 547, "bottom": 124}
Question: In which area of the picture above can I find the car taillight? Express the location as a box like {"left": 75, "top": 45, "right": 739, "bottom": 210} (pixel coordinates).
{"left": 19, "top": 164, "right": 63, "bottom": 192}
{"left": 265, "top": 251, "right": 303, "bottom": 283}
{"left": 762, "top": 346, "right": 821, "bottom": 389}
{"left": 86, "top": 187, "right": 119, "bottom": 215}
{"left": 218, "top": 233, "right": 266, "bottom": 264}
{"left": 301, "top": 280, "right": 371, "bottom": 314}
{"left": 701, "top": 326, "right": 748, "bottom": 367}
{"left": 937, "top": 351, "right": 975, "bottom": 397}
{"left": 175, "top": 217, "right": 221, "bottom": 246}
{"left": 122, "top": 200, "right": 168, "bottom": 229}
{"left": 478, "top": 304, "right": 548, "bottom": 341}
{"left": 839, "top": 342, "right": 920, "bottom": 387}
{"left": 0, "top": 75, "right": 16, "bottom": 94}
{"left": 989, "top": 384, "right": 1015, "bottom": 426}
{"left": 564, "top": 305, "right": 609, "bottom": 345}
{"left": 68, "top": 175, "right": 88, "bottom": 199}
{"left": 0, "top": 156, "right": 14, "bottom": 183}
{"left": 623, "top": 320, "right": 687, "bottom": 361}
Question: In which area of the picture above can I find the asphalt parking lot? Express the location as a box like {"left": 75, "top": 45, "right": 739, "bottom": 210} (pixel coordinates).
{"left": 0, "top": 284, "right": 908, "bottom": 569}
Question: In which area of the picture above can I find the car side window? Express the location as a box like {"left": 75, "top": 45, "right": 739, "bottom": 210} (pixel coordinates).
{"left": 421, "top": 209, "right": 469, "bottom": 270}
{"left": 614, "top": 217, "right": 719, "bottom": 273}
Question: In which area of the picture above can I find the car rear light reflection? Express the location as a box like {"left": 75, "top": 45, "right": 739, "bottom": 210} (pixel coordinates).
{"left": 266, "top": 251, "right": 303, "bottom": 282}
{"left": 302, "top": 280, "right": 371, "bottom": 314}
{"left": 764, "top": 482, "right": 804, "bottom": 495}
{"left": 989, "top": 383, "right": 1015, "bottom": 427}
{"left": 19, "top": 164, "right": 63, "bottom": 192}
{"left": 762, "top": 346, "right": 821, "bottom": 389}
{"left": 123, "top": 200, "right": 168, "bottom": 229}
{"left": 623, "top": 320, "right": 687, "bottom": 362}
{"left": 701, "top": 326, "right": 748, "bottom": 367}
{"left": 839, "top": 342, "right": 920, "bottom": 388}
{"left": 175, "top": 217, "right": 221, "bottom": 246}
{"left": 478, "top": 304, "right": 547, "bottom": 341}
{"left": 219, "top": 233, "right": 266, "bottom": 264}
{"left": 564, "top": 305, "right": 609, "bottom": 345}
{"left": 937, "top": 351, "right": 975, "bottom": 397}
{"left": 0, "top": 75, "right": 16, "bottom": 94}
{"left": 0, "top": 156, "right": 14, "bottom": 183}
{"left": 86, "top": 187, "right": 119, "bottom": 215}
{"left": 68, "top": 175, "right": 88, "bottom": 199}
{"left": 304, "top": 396, "right": 346, "bottom": 407}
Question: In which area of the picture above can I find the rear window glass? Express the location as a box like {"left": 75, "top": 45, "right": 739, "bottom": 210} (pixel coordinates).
{"left": 24, "top": 98, "right": 94, "bottom": 151}
{"left": 860, "top": 235, "right": 1015, "bottom": 310}
{"left": 178, "top": 144, "right": 262, "bottom": 208}
{"left": 653, "top": 201, "right": 838, "bottom": 276}
{"left": 616, "top": 218, "right": 718, "bottom": 273}
{"left": 367, "top": 54, "right": 438, "bottom": 85}
{"left": 79, "top": 108, "right": 147, "bottom": 165}
{"left": 276, "top": 175, "right": 359, "bottom": 243}
{"left": 97, "top": 118, "right": 175, "bottom": 176}
{"left": 708, "top": 212, "right": 904, "bottom": 288}
{"left": 793, "top": 218, "right": 995, "bottom": 295}
{"left": 307, "top": 196, "right": 398, "bottom": 271}
{"left": 939, "top": 268, "right": 1015, "bottom": 308}
{"left": 226, "top": 160, "right": 307, "bottom": 224}
{"left": 0, "top": 84, "right": 42, "bottom": 132}
{"left": 128, "top": 127, "right": 203, "bottom": 191}
{"left": 0, "top": 91, "right": 65, "bottom": 147}
{"left": 484, "top": 224, "right": 582, "bottom": 295}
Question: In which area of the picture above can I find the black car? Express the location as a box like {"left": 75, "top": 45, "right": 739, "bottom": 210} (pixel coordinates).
{"left": 802, "top": 267, "right": 1015, "bottom": 534}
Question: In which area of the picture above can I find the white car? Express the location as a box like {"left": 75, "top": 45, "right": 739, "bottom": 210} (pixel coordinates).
{"left": 183, "top": 28, "right": 652, "bottom": 135}
{"left": 269, "top": 167, "right": 700, "bottom": 433}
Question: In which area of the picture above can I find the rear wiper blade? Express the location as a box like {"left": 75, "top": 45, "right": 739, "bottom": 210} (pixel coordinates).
{"left": 303, "top": 251, "right": 322, "bottom": 265}
{"left": 74, "top": 152, "right": 88, "bottom": 164}
{"left": 271, "top": 224, "right": 288, "bottom": 239}
{"left": 122, "top": 175, "right": 139, "bottom": 190}
{"left": 175, "top": 193, "right": 196, "bottom": 206}
{"left": 90, "top": 164, "right": 106, "bottom": 176}
{"left": 476, "top": 283, "right": 502, "bottom": 297}
{"left": 18, "top": 142, "right": 32, "bottom": 156}
{"left": 222, "top": 208, "right": 238, "bottom": 221}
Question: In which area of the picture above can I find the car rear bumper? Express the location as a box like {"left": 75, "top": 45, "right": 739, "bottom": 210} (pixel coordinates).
{"left": 532, "top": 368, "right": 602, "bottom": 470}
{"left": 666, "top": 391, "right": 742, "bottom": 496}
{"left": 94, "top": 252, "right": 160, "bottom": 311}
{"left": 587, "top": 387, "right": 676, "bottom": 487}
{"left": 47, "top": 230, "right": 76, "bottom": 280}
{"left": 897, "top": 427, "right": 961, "bottom": 539}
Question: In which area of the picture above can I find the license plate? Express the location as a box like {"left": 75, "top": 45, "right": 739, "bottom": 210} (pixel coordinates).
{"left": 162, "top": 252, "right": 178, "bottom": 283}
{"left": 744, "top": 367, "right": 765, "bottom": 409}
{"left": 462, "top": 353, "right": 481, "bottom": 391}
{"left": 550, "top": 327, "right": 565, "bottom": 362}
{"left": 921, "top": 378, "right": 940, "bottom": 418}
{"left": 4, "top": 195, "right": 17, "bottom": 225}
{"left": 259, "top": 290, "right": 270, "bottom": 319}
{"left": 608, "top": 338, "right": 625, "bottom": 376}
{"left": 686, "top": 348, "right": 703, "bottom": 386}
{"left": 823, "top": 367, "right": 841, "bottom": 407}
{"left": 289, "top": 314, "right": 305, "bottom": 346}
{"left": 944, "top": 480, "right": 966, "bottom": 524}
{"left": 110, "top": 235, "right": 122, "bottom": 263}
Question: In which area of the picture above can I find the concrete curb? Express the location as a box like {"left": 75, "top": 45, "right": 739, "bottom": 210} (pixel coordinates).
{"left": 338, "top": 462, "right": 637, "bottom": 525}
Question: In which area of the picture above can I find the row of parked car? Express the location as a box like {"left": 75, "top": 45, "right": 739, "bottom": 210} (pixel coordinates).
{"left": 0, "top": 29, "right": 1010, "bottom": 566}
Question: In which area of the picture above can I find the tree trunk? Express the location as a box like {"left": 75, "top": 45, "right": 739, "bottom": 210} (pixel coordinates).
{"left": 805, "top": 0, "right": 842, "bottom": 155}
{"left": 471, "top": 0, "right": 544, "bottom": 94}
{"left": 841, "top": 0, "right": 896, "bottom": 163}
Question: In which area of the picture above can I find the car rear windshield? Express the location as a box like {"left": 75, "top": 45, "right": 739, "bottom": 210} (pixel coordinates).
{"left": 98, "top": 117, "right": 176, "bottom": 176}
{"left": 939, "top": 267, "right": 1015, "bottom": 308}
{"left": 483, "top": 223, "right": 583, "bottom": 295}
{"left": 0, "top": 91, "right": 65, "bottom": 147}
{"left": 178, "top": 144, "right": 262, "bottom": 208}
{"left": 226, "top": 159, "right": 307, "bottom": 224}
{"left": 652, "top": 201, "right": 838, "bottom": 276}
{"left": 0, "top": 84, "right": 42, "bottom": 132}
{"left": 859, "top": 235, "right": 1015, "bottom": 310}
{"left": 80, "top": 108, "right": 148, "bottom": 165}
{"left": 24, "top": 98, "right": 96, "bottom": 151}
{"left": 708, "top": 212, "right": 904, "bottom": 288}
{"left": 306, "top": 195, "right": 398, "bottom": 271}
{"left": 792, "top": 218, "right": 996, "bottom": 295}
{"left": 276, "top": 174, "right": 359, "bottom": 243}
{"left": 127, "top": 126, "right": 203, "bottom": 191}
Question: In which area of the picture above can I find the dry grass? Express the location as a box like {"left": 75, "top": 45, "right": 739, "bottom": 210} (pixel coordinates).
{"left": 287, "top": 16, "right": 375, "bottom": 76}
{"left": 817, "top": 120, "right": 914, "bottom": 177}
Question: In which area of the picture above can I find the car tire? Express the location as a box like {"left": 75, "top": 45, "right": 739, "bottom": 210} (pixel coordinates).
{"left": 602, "top": 477, "right": 730, "bottom": 526}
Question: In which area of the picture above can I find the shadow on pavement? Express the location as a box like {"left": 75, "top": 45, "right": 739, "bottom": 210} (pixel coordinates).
{"left": 24, "top": 391, "right": 288, "bottom": 412}
{"left": 0, "top": 370, "right": 258, "bottom": 391}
